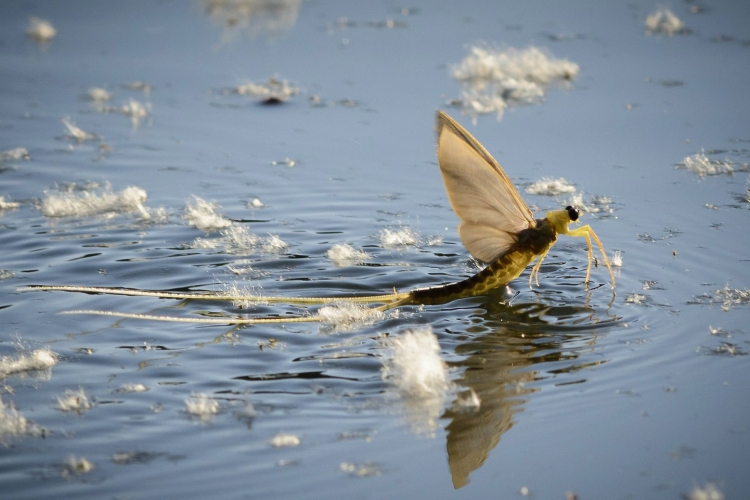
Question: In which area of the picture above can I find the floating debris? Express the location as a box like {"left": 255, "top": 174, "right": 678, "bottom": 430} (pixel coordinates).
{"left": 0, "top": 396, "right": 37, "bottom": 441}
{"left": 124, "top": 81, "right": 152, "bottom": 93}
{"left": 56, "top": 388, "right": 94, "bottom": 413}
{"left": 26, "top": 17, "right": 57, "bottom": 42}
{"left": 85, "top": 87, "right": 113, "bottom": 102}
{"left": 261, "top": 234, "right": 288, "bottom": 253}
{"left": 645, "top": 9, "right": 686, "bottom": 36}
{"left": 271, "top": 157, "right": 297, "bottom": 167}
{"left": 677, "top": 152, "right": 748, "bottom": 177}
{"left": 379, "top": 227, "right": 419, "bottom": 248}
{"left": 381, "top": 326, "right": 450, "bottom": 434}
{"left": 525, "top": 177, "right": 576, "bottom": 196}
{"left": 41, "top": 184, "right": 151, "bottom": 219}
{"left": 339, "top": 461, "right": 382, "bottom": 477}
{"left": 184, "top": 196, "right": 232, "bottom": 231}
{"left": 61, "top": 455, "right": 94, "bottom": 477}
{"left": 684, "top": 482, "right": 724, "bottom": 500}
{"left": 611, "top": 250, "right": 623, "bottom": 267}
{"left": 327, "top": 16, "right": 406, "bottom": 31}
{"left": 567, "top": 193, "right": 614, "bottom": 214}
{"left": 202, "top": 0, "right": 302, "bottom": 43}
{"left": 227, "top": 76, "right": 299, "bottom": 104}
{"left": 0, "top": 270, "right": 15, "bottom": 280}
{"left": 221, "top": 224, "right": 260, "bottom": 254}
{"left": 248, "top": 198, "right": 264, "bottom": 208}
{"left": 450, "top": 388, "right": 481, "bottom": 413}
{"left": 62, "top": 118, "right": 97, "bottom": 142}
{"left": 0, "top": 147, "right": 29, "bottom": 162}
{"left": 701, "top": 342, "right": 747, "bottom": 356}
{"left": 96, "top": 99, "right": 151, "bottom": 126}
{"left": 625, "top": 293, "right": 648, "bottom": 305}
{"left": 114, "top": 383, "right": 149, "bottom": 393}
{"left": 0, "top": 196, "right": 20, "bottom": 210}
{"left": 0, "top": 348, "right": 58, "bottom": 379}
{"left": 317, "top": 302, "right": 383, "bottom": 331}
{"left": 691, "top": 286, "right": 750, "bottom": 311}
{"left": 326, "top": 243, "right": 370, "bottom": 267}
{"left": 449, "top": 45, "right": 579, "bottom": 119}
{"left": 185, "top": 393, "right": 220, "bottom": 421}
{"left": 269, "top": 432, "right": 300, "bottom": 447}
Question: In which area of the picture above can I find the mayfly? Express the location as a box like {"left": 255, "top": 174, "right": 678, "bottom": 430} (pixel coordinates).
{"left": 22, "top": 111, "right": 615, "bottom": 325}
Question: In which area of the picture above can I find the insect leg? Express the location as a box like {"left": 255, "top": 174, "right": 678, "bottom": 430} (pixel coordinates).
{"left": 529, "top": 247, "right": 552, "bottom": 287}
{"left": 566, "top": 225, "right": 616, "bottom": 288}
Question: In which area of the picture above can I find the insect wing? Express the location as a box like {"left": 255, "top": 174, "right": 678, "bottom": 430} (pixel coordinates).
{"left": 436, "top": 111, "right": 535, "bottom": 262}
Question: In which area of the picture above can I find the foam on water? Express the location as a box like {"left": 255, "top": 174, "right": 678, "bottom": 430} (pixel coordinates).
{"left": 326, "top": 243, "right": 370, "bottom": 266}
{"left": 185, "top": 393, "right": 220, "bottom": 421}
{"left": 56, "top": 388, "right": 94, "bottom": 413}
{"left": 62, "top": 118, "right": 96, "bottom": 142}
{"left": 0, "top": 348, "right": 58, "bottom": 379}
{"left": 525, "top": 177, "right": 576, "bottom": 196}
{"left": 379, "top": 227, "right": 419, "bottom": 248}
{"left": 381, "top": 326, "right": 451, "bottom": 434}
{"left": 26, "top": 17, "right": 57, "bottom": 41}
{"left": 450, "top": 45, "right": 579, "bottom": 119}
{"left": 41, "top": 184, "right": 151, "bottom": 219}
{"left": 0, "top": 270, "right": 15, "bottom": 280}
{"left": 645, "top": 9, "right": 686, "bottom": 36}
{"left": 184, "top": 196, "right": 232, "bottom": 231}
{"left": 269, "top": 433, "right": 300, "bottom": 447}
{"left": 0, "top": 147, "right": 29, "bottom": 162}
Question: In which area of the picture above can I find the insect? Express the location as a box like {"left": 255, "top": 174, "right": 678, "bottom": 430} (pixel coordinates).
{"left": 22, "top": 111, "right": 615, "bottom": 324}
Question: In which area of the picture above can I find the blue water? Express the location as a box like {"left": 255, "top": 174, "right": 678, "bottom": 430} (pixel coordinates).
{"left": 1, "top": 1, "right": 749, "bottom": 498}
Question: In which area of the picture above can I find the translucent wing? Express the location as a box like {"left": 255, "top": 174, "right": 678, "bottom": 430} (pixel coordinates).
{"left": 436, "top": 111, "right": 536, "bottom": 262}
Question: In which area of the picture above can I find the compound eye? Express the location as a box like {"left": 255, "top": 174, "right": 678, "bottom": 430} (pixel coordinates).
{"left": 565, "top": 205, "right": 580, "bottom": 221}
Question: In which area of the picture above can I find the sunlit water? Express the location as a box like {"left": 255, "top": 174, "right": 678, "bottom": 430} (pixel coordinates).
{"left": 1, "top": 1, "right": 749, "bottom": 499}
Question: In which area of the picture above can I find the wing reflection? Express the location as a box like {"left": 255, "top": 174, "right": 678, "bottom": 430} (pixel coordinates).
{"left": 442, "top": 299, "right": 609, "bottom": 488}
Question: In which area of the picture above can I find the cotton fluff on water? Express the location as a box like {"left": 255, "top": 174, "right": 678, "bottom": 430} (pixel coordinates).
{"left": 0, "top": 397, "right": 34, "bottom": 440}
{"left": 381, "top": 327, "right": 451, "bottom": 434}
{"left": 525, "top": 177, "right": 576, "bottom": 196}
{"left": 0, "top": 348, "right": 58, "bottom": 379}
{"left": 56, "top": 388, "right": 94, "bottom": 413}
{"left": 185, "top": 393, "right": 220, "bottom": 421}
{"left": 41, "top": 184, "right": 150, "bottom": 219}
{"left": 184, "top": 196, "right": 232, "bottom": 231}
{"left": 26, "top": 17, "right": 57, "bottom": 41}
{"left": 379, "top": 227, "right": 419, "bottom": 248}
{"left": 450, "top": 45, "right": 579, "bottom": 119}
{"left": 326, "top": 243, "right": 370, "bottom": 266}
{"left": 645, "top": 9, "right": 685, "bottom": 36}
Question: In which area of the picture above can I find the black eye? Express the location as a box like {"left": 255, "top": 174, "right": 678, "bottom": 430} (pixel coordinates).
{"left": 565, "top": 205, "right": 579, "bottom": 221}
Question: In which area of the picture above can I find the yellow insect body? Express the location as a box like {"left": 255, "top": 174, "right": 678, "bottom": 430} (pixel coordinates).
{"left": 21, "top": 111, "right": 615, "bottom": 324}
